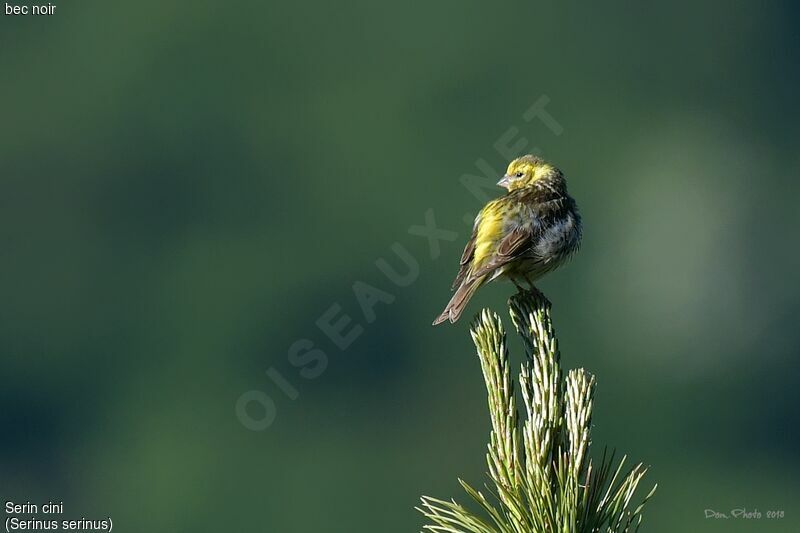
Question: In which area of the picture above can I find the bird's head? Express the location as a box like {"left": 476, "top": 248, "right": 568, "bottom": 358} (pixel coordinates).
{"left": 497, "top": 155, "right": 559, "bottom": 191}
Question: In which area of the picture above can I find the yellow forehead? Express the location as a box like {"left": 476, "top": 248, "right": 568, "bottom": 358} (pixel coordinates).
{"left": 507, "top": 158, "right": 537, "bottom": 174}
{"left": 507, "top": 156, "right": 551, "bottom": 181}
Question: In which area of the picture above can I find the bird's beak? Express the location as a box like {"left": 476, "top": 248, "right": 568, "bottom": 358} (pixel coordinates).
{"left": 497, "top": 175, "right": 512, "bottom": 189}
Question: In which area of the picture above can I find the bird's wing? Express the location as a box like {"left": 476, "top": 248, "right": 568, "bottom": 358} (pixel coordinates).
{"left": 450, "top": 221, "right": 478, "bottom": 290}
{"left": 497, "top": 226, "right": 530, "bottom": 257}
{"left": 470, "top": 226, "right": 536, "bottom": 279}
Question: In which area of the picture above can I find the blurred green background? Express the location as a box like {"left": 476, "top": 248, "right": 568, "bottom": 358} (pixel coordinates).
{"left": 2, "top": 1, "right": 799, "bottom": 531}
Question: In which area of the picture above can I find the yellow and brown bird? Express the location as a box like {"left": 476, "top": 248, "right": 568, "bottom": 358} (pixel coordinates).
{"left": 433, "top": 155, "right": 581, "bottom": 325}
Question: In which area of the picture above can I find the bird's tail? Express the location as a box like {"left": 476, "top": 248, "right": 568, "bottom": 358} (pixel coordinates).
{"left": 432, "top": 275, "right": 486, "bottom": 325}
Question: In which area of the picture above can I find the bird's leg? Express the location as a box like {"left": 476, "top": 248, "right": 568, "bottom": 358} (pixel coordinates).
{"left": 511, "top": 277, "right": 525, "bottom": 293}
{"left": 522, "top": 277, "right": 550, "bottom": 306}
{"left": 523, "top": 274, "right": 536, "bottom": 291}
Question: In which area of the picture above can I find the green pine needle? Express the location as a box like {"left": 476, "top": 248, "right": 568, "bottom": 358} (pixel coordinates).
{"left": 419, "top": 291, "right": 656, "bottom": 532}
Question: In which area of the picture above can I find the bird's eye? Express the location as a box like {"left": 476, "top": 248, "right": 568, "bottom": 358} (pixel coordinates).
{"left": 515, "top": 171, "right": 524, "bottom": 178}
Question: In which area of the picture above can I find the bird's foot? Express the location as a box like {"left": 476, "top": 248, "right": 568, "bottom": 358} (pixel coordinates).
{"left": 521, "top": 278, "right": 549, "bottom": 304}
{"left": 508, "top": 284, "right": 551, "bottom": 312}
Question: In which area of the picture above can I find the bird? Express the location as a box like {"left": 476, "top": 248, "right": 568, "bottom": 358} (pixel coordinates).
{"left": 433, "top": 155, "right": 581, "bottom": 325}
